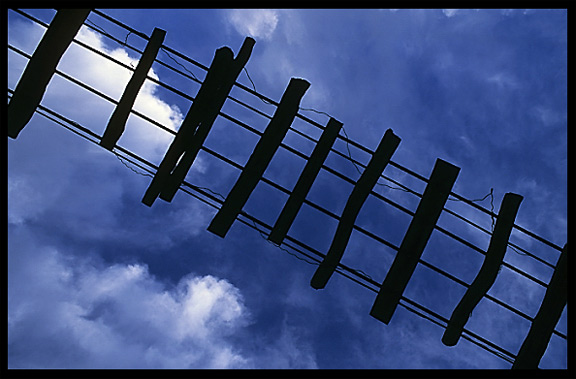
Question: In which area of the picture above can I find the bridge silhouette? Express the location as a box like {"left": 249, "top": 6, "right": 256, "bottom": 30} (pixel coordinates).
{"left": 7, "top": 8, "right": 567, "bottom": 369}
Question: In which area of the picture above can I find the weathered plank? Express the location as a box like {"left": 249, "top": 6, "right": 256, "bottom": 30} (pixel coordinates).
{"left": 442, "top": 192, "right": 523, "bottom": 346}
{"left": 158, "top": 37, "right": 256, "bottom": 202}
{"left": 268, "top": 117, "right": 343, "bottom": 245}
{"left": 512, "top": 244, "right": 567, "bottom": 369}
{"left": 207, "top": 78, "right": 310, "bottom": 238}
{"left": 310, "top": 129, "right": 401, "bottom": 289}
{"left": 370, "top": 158, "right": 460, "bottom": 324}
{"left": 141, "top": 46, "right": 232, "bottom": 206}
{"left": 100, "top": 28, "right": 167, "bottom": 150}
{"left": 8, "top": 9, "right": 91, "bottom": 139}
{"left": 142, "top": 37, "right": 255, "bottom": 207}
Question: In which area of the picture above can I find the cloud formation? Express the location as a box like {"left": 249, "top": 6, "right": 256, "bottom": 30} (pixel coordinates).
{"left": 8, "top": 231, "right": 250, "bottom": 368}
{"left": 226, "top": 9, "right": 279, "bottom": 41}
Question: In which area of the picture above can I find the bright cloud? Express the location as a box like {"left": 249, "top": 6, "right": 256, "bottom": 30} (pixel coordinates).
{"left": 226, "top": 9, "right": 279, "bottom": 40}
{"left": 8, "top": 18, "right": 185, "bottom": 163}
{"left": 60, "top": 26, "right": 184, "bottom": 162}
{"left": 7, "top": 175, "right": 45, "bottom": 225}
{"left": 7, "top": 226, "right": 320, "bottom": 369}
{"left": 7, "top": 237, "right": 250, "bottom": 368}
{"left": 443, "top": 9, "right": 459, "bottom": 17}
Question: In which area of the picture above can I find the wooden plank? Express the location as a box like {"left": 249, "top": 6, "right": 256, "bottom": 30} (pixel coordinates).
{"left": 159, "top": 37, "right": 256, "bottom": 202}
{"left": 100, "top": 28, "right": 167, "bottom": 150}
{"left": 141, "top": 39, "right": 255, "bottom": 207}
{"left": 267, "top": 117, "right": 343, "bottom": 245}
{"left": 512, "top": 244, "right": 567, "bottom": 369}
{"left": 207, "top": 78, "right": 310, "bottom": 238}
{"left": 442, "top": 193, "right": 523, "bottom": 346}
{"left": 310, "top": 129, "right": 401, "bottom": 289}
{"left": 370, "top": 158, "right": 460, "bottom": 324}
{"left": 8, "top": 9, "right": 91, "bottom": 139}
{"left": 442, "top": 193, "right": 523, "bottom": 347}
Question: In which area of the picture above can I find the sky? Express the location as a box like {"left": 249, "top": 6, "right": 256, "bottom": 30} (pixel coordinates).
{"left": 7, "top": 8, "right": 568, "bottom": 369}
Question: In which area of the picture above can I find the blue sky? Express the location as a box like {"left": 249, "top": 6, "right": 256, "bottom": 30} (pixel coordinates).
{"left": 7, "top": 8, "right": 568, "bottom": 369}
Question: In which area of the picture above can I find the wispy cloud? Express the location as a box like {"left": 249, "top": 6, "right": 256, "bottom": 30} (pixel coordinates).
{"left": 225, "top": 9, "right": 279, "bottom": 41}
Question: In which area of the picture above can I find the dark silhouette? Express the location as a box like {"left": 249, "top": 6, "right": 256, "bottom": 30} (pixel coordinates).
{"left": 268, "top": 117, "right": 342, "bottom": 245}
{"left": 512, "top": 244, "right": 567, "bottom": 369}
{"left": 142, "top": 37, "right": 255, "bottom": 206}
{"left": 207, "top": 78, "right": 310, "bottom": 238}
{"left": 442, "top": 193, "right": 523, "bottom": 347}
{"left": 370, "top": 158, "right": 460, "bottom": 324}
{"left": 8, "top": 9, "right": 91, "bottom": 139}
{"left": 8, "top": 8, "right": 567, "bottom": 368}
{"left": 310, "top": 129, "right": 401, "bottom": 289}
{"left": 100, "top": 28, "right": 166, "bottom": 150}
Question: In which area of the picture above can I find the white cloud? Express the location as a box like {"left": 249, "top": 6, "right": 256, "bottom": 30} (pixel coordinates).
{"left": 8, "top": 236, "right": 250, "bottom": 368}
{"left": 7, "top": 175, "right": 45, "bottom": 225}
{"left": 58, "top": 26, "right": 184, "bottom": 162}
{"left": 486, "top": 71, "right": 519, "bottom": 90}
{"left": 226, "top": 9, "right": 279, "bottom": 41}
{"left": 443, "top": 9, "right": 459, "bottom": 18}
{"left": 9, "top": 19, "right": 186, "bottom": 163}
{"left": 7, "top": 226, "right": 321, "bottom": 368}
{"left": 533, "top": 105, "right": 563, "bottom": 127}
{"left": 261, "top": 321, "right": 318, "bottom": 369}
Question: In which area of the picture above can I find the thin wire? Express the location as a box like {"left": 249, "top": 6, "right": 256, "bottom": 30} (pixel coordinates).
{"left": 450, "top": 188, "right": 495, "bottom": 233}
{"left": 124, "top": 30, "right": 132, "bottom": 46}
{"left": 85, "top": 19, "right": 108, "bottom": 35}
{"left": 242, "top": 67, "right": 273, "bottom": 105}
{"left": 251, "top": 218, "right": 375, "bottom": 280}
{"left": 251, "top": 220, "right": 321, "bottom": 266}
{"left": 448, "top": 189, "right": 528, "bottom": 258}
{"left": 91, "top": 9, "right": 149, "bottom": 41}
{"left": 299, "top": 106, "right": 332, "bottom": 119}
{"left": 114, "top": 153, "right": 153, "bottom": 178}
{"left": 339, "top": 125, "right": 364, "bottom": 176}
{"left": 161, "top": 47, "right": 200, "bottom": 82}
